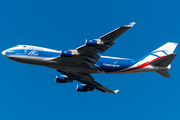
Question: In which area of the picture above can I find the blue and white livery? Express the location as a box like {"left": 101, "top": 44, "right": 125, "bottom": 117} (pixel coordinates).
{"left": 2, "top": 22, "right": 178, "bottom": 93}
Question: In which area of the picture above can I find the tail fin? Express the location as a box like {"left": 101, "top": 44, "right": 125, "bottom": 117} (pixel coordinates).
{"left": 140, "top": 42, "right": 178, "bottom": 78}
{"left": 152, "top": 42, "right": 177, "bottom": 54}
{"left": 140, "top": 42, "right": 178, "bottom": 63}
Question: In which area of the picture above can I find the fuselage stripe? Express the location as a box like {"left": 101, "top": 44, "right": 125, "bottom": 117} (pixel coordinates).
{"left": 119, "top": 55, "right": 166, "bottom": 72}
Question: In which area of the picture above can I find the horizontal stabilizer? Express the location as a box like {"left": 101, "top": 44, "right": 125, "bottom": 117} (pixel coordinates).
{"left": 148, "top": 54, "right": 177, "bottom": 67}
{"left": 155, "top": 70, "right": 170, "bottom": 78}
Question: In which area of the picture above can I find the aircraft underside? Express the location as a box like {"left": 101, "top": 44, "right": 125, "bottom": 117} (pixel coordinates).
{"left": 8, "top": 55, "right": 170, "bottom": 75}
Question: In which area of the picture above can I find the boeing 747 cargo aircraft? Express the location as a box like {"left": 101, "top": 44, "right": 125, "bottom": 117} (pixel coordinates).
{"left": 2, "top": 22, "right": 178, "bottom": 93}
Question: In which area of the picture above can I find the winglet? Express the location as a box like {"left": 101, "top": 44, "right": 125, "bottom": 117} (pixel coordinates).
{"left": 125, "top": 22, "right": 136, "bottom": 27}
{"left": 114, "top": 90, "right": 119, "bottom": 93}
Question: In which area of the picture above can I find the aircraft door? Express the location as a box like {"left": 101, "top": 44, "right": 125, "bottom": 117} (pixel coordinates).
{"left": 24, "top": 47, "right": 28, "bottom": 55}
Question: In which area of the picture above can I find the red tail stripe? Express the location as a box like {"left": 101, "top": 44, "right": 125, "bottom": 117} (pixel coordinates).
{"left": 120, "top": 56, "right": 166, "bottom": 72}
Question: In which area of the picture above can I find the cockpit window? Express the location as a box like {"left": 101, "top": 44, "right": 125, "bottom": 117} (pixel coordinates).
{"left": 15, "top": 45, "right": 18, "bottom": 47}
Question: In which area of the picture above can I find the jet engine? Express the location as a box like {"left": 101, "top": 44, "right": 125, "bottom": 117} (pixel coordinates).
{"left": 85, "top": 39, "right": 103, "bottom": 46}
{"left": 76, "top": 84, "right": 94, "bottom": 92}
{"left": 55, "top": 75, "right": 73, "bottom": 83}
{"left": 60, "top": 50, "right": 72, "bottom": 57}
{"left": 60, "top": 50, "right": 79, "bottom": 57}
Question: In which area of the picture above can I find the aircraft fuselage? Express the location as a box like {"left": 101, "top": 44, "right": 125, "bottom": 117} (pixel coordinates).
{"left": 2, "top": 45, "right": 169, "bottom": 74}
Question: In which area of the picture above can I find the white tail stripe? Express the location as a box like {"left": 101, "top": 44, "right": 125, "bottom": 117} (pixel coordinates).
{"left": 153, "top": 42, "right": 178, "bottom": 54}
{"left": 140, "top": 42, "right": 178, "bottom": 63}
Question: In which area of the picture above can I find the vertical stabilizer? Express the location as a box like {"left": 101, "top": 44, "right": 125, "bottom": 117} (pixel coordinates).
{"left": 152, "top": 42, "right": 178, "bottom": 55}
{"left": 140, "top": 42, "right": 178, "bottom": 63}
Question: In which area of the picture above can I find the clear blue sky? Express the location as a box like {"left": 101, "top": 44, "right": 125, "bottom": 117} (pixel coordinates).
{"left": 0, "top": 0, "right": 180, "bottom": 120}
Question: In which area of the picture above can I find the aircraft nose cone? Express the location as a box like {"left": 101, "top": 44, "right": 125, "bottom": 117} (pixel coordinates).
{"left": 2, "top": 50, "right": 6, "bottom": 56}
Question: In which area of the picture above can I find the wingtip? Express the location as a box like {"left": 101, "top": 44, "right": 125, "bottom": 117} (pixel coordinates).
{"left": 114, "top": 90, "right": 119, "bottom": 93}
{"left": 125, "top": 22, "right": 136, "bottom": 27}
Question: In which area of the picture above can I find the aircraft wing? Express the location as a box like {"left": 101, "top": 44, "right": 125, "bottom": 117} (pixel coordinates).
{"left": 76, "top": 22, "right": 136, "bottom": 54}
{"left": 57, "top": 70, "right": 119, "bottom": 93}
{"left": 51, "top": 22, "right": 135, "bottom": 67}
{"left": 53, "top": 23, "right": 135, "bottom": 93}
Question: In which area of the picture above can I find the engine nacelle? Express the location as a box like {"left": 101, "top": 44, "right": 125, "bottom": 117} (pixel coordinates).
{"left": 60, "top": 50, "right": 72, "bottom": 57}
{"left": 55, "top": 75, "right": 73, "bottom": 83}
{"left": 76, "top": 84, "right": 94, "bottom": 92}
{"left": 85, "top": 39, "right": 103, "bottom": 46}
